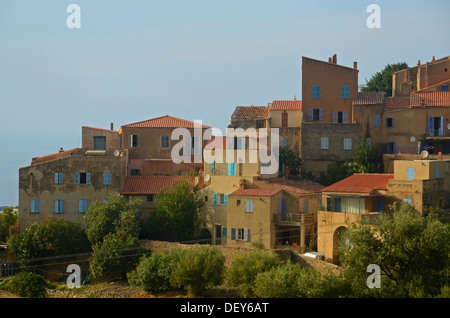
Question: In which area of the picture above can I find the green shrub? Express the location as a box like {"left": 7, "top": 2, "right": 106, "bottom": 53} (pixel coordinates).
{"left": 4, "top": 271, "right": 49, "bottom": 298}
{"left": 227, "top": 250, "right": 282, "bottom": 298}
{"left": 7, "top": 217, "right": 90, "bottom": 264}
{"left": 89, "top": 231, "right": 148, "bottom": 281}
{"left": 253, "top": 261, "right": 303, "bottom": 298}
{"left": 170, "top": 246, "right": 225, "bottom": 296}
{"left": 127, "top": 249, "right": 182, "bottom": 293}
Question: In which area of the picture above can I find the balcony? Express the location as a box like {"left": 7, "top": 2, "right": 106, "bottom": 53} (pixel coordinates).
{"left": 273, "top": 212, "right": 314, "bottom": 226}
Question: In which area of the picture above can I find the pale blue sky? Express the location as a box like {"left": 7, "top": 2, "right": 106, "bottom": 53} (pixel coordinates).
{"left": 0, "top": 0, "right": 449, "bottom": 206}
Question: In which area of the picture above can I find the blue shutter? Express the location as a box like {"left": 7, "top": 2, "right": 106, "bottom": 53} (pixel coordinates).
{"left": 440, "top": 116, "right": 444, "bottom": 136}
{"left": 243, "top": 229, "right": 249, "bottom": 242}
{"left": 104, "top": 173, "right": 112, "bottom": 185}
{"left": 74, "top": 172, "right": 79, "bottom": 184}
{"left": 436, "top": 167, "right": 440, "bottom": 178}
{"left": 224, "top": 194, "right": 228, "bottom": 206}
{"left": 213, "top": 193, "right": 218, "bottom": 206}
{"left": 210, "top": 159, "right": 215, "bottom": 173}
{"left": 428, "top": 117, "right": 434, "bottom": 136}
{"left": 227, "top": 163, "right": 232, "bottom": 176}
{"left": 309, "top": 109, "right": 314, "bottom": 121}
{"left": 343, "top": 112, "right": 348, "bottom": 123}
{"left": 278, "top": 199, "right": 283, "bottom": 213}
{"left": 407, "top": 168, "right": 415, "bottom": 180}
{"left": 332, "top": 111, "right": 338, "bottom": 123}
{"left": 55, "top": 200, "right": 59, "bottom": 213}
{"left": 55, "top": 173, "right": 59, "bottom": 184}
{"left": 283, "top": 138, "right": 288, "bottom": 148}
{"left": 319, "top": 109, "right": 323, "bottom": 121}
{"left": 59, "top": 173, "right": 63, "bottom": 184}
{"left": 376, "top": 198, "right": 385, "bottom": 212}
{"left": 393, "top": 142, "right": 396, "bottom": 154}
{"left": 231, "top": 228, "right": 236, "bottom": 240}
{"left": 222, "top": 227, "right": 227, "bottom": 238}
{"left": 233, "top": 163, "right": 237, "bottom": 176}
{"left": 86, "top": 172, "right": 91, "bottom": 185}
{"left": 303, "top": 200, "right": 309, "bottom": 212}
{"left": 78, "top": 200, "right": 83, "bottom": 213}
{"left": 374, "top": 115, "right": 380, "bottom": 127}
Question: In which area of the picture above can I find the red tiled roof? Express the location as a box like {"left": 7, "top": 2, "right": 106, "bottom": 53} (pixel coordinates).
{"left": 352, "top": 92, "right": 386, "bottom": 105}
{"left": 229, "top": 188, "right": 282, "bottom": 197}
{"left": 384, "top": 97, "right": 411, "bottom": 110}
{"left": 410, "top": 92, "right": 450, "bottom": 107}
{"left": 256, "top": 178, "right": 324, "bottom": 194}
{"left": 121, "top": 176, "right": 194, "bottom": 195}
{"left": 321, "top": 173, "right": 394, "bottom": 194}
{"left": 122, "top": 115, "right": 211, "bottom": 129}
{"left": 269, "top": 100, "right": 302, "bottom": 111}
{"left": 30, "top": 148, "right": 82, "bottom": 166}
{"left": 416, "top": 78, "right": 450, "bottom": 92}
{"left": 231, "top": 106, "right": 270, "bottom": 119}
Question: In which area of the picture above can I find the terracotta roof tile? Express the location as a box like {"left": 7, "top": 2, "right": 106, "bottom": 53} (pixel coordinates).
{"left": 122, "top": 115, "right": 211, "bottom": 129}
{"left": 229, "top": 188, "right": 282, "bottom": 197}
{"left": 384, "top": 97, "right": 411, "bottom": 109}
{"left": 231, "top": 106, "right": 270, "bottom": 119}
{"left": 30, "top": 148, "right": 82, "bottom": 166}
{"left": 121, "top": 176, "right": 194, "bottom": 195}
{"left": 352, "top": 92, "right": 386, "bottom": 105}
{"left": 321, "top": 173, "right": 394, "bottom": 194}
{"left": 269, "top": 100, "right": 302, "bottom": 111}
{"left": 416, "top": 78, "right": 450, "bottom": 92}
{"left": 410, "top": 92, "right": 450, "bottom": 107}
{"left": 256, "top": 178, "right": 324, "bottom": 194}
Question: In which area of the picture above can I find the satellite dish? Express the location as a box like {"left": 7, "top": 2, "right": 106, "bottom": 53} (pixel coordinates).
{"left": 113, "top": 150, "right": 120, "bottom": 157}
{"left": 421, "top": 150, "right": 429, "bottom": 159}
{"left": 204, "top": 174, "right": 210, "bottom": 182}
{"left": 410, "top": 136, "right": 416, "bottom": 143}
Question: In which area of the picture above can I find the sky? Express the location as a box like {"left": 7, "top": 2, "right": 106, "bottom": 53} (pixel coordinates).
{"left": 0, "top": 0, "right": 449, "bottom": 206}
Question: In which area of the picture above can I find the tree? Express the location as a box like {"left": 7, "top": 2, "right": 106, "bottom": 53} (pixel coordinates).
{"left": 7, "top": 216, "right": 90, "bottom": 265}
{"left": 338, "top": 202, "right": 450, "bottom": 297}
{"left": 350, "top": 137, "right": 382, "bottom": 173}
{"left": 149, "top": 179, "right": 204, "bottom": 242}
{"left": 0, "top": 206, "right": 18, "bottom": 243}
{"left": 279, "top": 147, "right": 302, "bottom": 179}
{"left": 83, "top": 193, "right": 144, "bottom": 245}
{"left": 361, "top": 62, "right": 408, "bottom": 96}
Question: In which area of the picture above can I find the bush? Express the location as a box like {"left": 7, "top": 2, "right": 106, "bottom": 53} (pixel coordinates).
{"left": 3, "top": 271, "right": 49, "bottom": 298}
{"left": 127, "top": 250, "right": 182, "bottom": 293}
{"left": 170, "top": 246, "right": 225, "bottom": 296}
{"left": 253, "top": 261, "right": 303, "bottom": 298}
{"left": 227, "top": 250, "right": 282, "bottom": 298}
{"left": 7, "top": 217, "right": 90, "bottom": 264}
{"left": 89, "top": 231, "right": 148, "bottom": 281}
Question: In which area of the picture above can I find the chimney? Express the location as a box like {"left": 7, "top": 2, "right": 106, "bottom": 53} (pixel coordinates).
{"left": 59, "top": 147, "right": 64, "bottom": 153}
{"left": 110, "top": 122, "right": 114, "bottom": 131}
{"left": 332, "top": 54, "right": 337, "bottom": 64}
{"left": 353, "top": 61, "right": 358, "bottom": 70}
{"left": 328, "top": 57, "right": 332, "bottom": 63}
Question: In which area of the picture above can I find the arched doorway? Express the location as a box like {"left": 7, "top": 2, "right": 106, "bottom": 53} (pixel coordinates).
{"left": 332, "top": 226, "right": 348, "bottom": 265}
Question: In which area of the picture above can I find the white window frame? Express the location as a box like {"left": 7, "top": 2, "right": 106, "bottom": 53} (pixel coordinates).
{"left": 344, "top": 138, "right": 352, "bottom": 150}
{"left": 321, "top": 137, "right": 329, "bottom": 150}
{"left": 245, "top": 200, "right": 253, "bottom": 213}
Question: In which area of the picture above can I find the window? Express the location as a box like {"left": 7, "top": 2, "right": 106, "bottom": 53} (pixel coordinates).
{"left": 227, "top": 163, "right": 237, "bottom": 176}
{"left": 386, "top": 117, "right": 393, "bottom": 128}
{"left": 334, "top": 198, "right": 342, "bottom": 212}
{"left": 54, "top": 200, "right": 64, "bottom": 214}
{"left": 436, "top": 167, "right": 440, "bottom": 178}
{"left": 332, "top": 111, "right": 348, "bottom": 123}
{"left": 341, "top": 85, "right": 350, "bottom": 98}
{"left": 93, "top": 136, "right": 106, "bottom": 150}
{"left": 428, "top": 116, "right": 444, "bottom": 137}
{"left": 210, "top": 159, "right": 215, "bottom": 173}
{"left": 75, "top": 172, "right": 91, "bottom": 185}
{"left": 31, "top": 200, "right": 39, "bottom": 213}
{"left": 278, "top": 198, "right": 286, "bottom": 214}
{"left": 344, "top": 138, "right": 352, "bottom": 150}
{"left": 283, "top": 138, "right": 288, "bottom": 148}
{"left": 376, "top": 198, "right": 385, "bottom": 212}
{"left": 78, "top": 200, "right": 88, "bottom": 213}
{"left": 103, "top": 172, "right": 112, "bottom": 185}
{"left": 407, "top": 168, "right": 415, "bottom": 181}
{"left": 312, "top": 85, "right": 321, "bottom": 98}
{"left": 310, "top": 108, "right": 323, "bottom": 121}
{"left": 303, "top": 200, "right": 309, "bottom": 212}
{"left": 441, "top": 86, "right": 448, "bottom": 92}
{"left": 245, "top": 200, "right": 253, "bottom": 212}
{"left": 374, "top": 114, "right": 380, "bottom": 127}
{"left": 130, "top": 169, "right": 141, "bottom": 176}
{"left": 231, "top": 228, "right": 249, "bottom": 241}
{"left": 237, "top": 200, "right": 241, "bottom": 206}
{"left": 147, "top": 194, "right": 154, "bottom": 202}
{"left": 161, "top": 135, "right": 170, "bottom": 148}
{"left": 54, "top": 172, "right": 64, "bottom": 184}
{"left": 321, "top": 137, "right": 329, "bottom": 150}
{"left": 386, "top": 142, "right": 396, "bottom": 154}
{"left": 214, "top": 193, "right": 228, "bottom": 206}
{"left": 131, "top": 134, "right": 138, "bottom": 147}
{"left": 403, "top": 198, "right": 412, "bottom": 206}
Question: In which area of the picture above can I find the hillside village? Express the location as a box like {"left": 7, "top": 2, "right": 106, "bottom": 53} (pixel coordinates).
{"left": 1, "top": 54, "right": 448, "bottom": 299}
